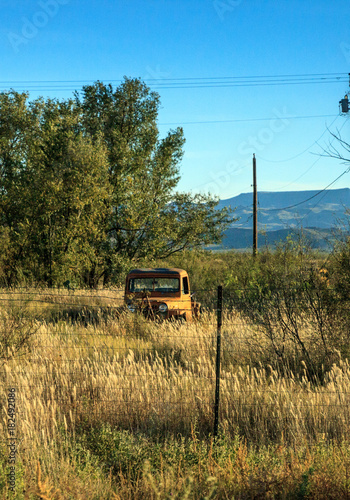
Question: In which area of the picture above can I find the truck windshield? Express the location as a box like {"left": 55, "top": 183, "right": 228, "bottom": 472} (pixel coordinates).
{"left": 129, "top": 277, "right": 179, "bottom": 293}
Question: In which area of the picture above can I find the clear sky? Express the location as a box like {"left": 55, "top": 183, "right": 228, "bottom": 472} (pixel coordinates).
{"left": 1, "top": 0, "right": 350, "bottom": 200}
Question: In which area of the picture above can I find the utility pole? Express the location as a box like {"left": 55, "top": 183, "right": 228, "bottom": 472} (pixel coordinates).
{"left": 253, "top": 154, "right": 258, "bottom": 257}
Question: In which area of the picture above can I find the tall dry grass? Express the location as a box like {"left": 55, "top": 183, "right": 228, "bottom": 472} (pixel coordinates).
{"left": 1, "top": 288, "right": 350, "bottom": 497}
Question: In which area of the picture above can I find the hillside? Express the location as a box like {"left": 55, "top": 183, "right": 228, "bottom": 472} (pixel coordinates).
{"left": 216, "top": 188, "right": 350, "bottom": 250}
{"left": 209, "top": 227, "right": 338, "bottom": 251}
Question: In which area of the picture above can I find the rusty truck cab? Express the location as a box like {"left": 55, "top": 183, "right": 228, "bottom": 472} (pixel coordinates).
{"left": 124, "top": 268, "right": 198, "bottom": 321}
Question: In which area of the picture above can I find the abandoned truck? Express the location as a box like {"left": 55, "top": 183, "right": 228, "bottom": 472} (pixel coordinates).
{"left": 124, "top": 268, "right": 200, "bottom": 321}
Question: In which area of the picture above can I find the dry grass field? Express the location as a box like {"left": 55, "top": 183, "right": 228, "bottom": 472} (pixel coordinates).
{"left": 1, "top": 287, "right": 350, "bottom": 498}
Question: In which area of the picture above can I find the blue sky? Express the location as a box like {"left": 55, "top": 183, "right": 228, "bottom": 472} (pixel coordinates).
{"left": 1, "top": 0, "right": 350, "bottom": 200}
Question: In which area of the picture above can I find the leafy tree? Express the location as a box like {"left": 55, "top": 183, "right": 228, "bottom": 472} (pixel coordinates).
{"left": 26, "top": 98, "right": 111, "bottom": 286}
{"left": 0, "top": 79, "right": 234, "bottom": 287}
{"left": 77, "top": 78, "right": 234, "bottom": 285}
{"left": 0, "top": 92, "right": 111, "bottom": 285}
{"left": 0, "top": 91, "right": 35, "bottom": 284}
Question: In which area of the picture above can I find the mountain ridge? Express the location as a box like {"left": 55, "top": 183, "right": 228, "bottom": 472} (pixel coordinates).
{"left": 215, "top": 188, "right": 350, "bottom": 250}
{"left": 218, "top": 187, "right": 350, "bottom": 231}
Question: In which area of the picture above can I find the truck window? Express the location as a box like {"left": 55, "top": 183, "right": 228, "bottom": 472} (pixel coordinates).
{"left": 129, "top": 277, "right": 179, "bottom": 293}
{"left": 182, "top": 276, "right": 189, "bottom": 294}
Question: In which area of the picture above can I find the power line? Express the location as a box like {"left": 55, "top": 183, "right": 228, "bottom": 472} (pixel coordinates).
{"left": 257, "top": 116, "right": 340, "bottom": 164}
{"left": 261, "top": 167, "right": 350, "bottom": 213}
{"left": 182, "top": 116, "right": 341, "bottom": 195}
{"left": 264, "top": 118, "right": 348, "bottom": 193}
{"left": 148, "top": 72, "right": 348, "bottom": 81}
{"left": 0, "top": 73, "right": 347, "bottom": 92}
{"left": 153, "top": 80, "right": 348, "bottom": 90}
{"left": 0, "top": 72, "right": 347, "bottom": 84}
{"left": 0, "top": 81, "right": 346, "bottom": 93}
{"left": 160, "top": 114, "right": 338, "bottom": 126}
{"left": 275, "top": 156, "right": 323, "bottom": 191}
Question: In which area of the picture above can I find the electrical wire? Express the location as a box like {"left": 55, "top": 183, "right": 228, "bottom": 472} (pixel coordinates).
{"left": 298, "top": 178, "right": 349, "bottom": 226}
{"left": 260, "top": 176, "right": 348, "bottom": 211}
{"left": 0, "top": 73, "right": 347, "bottom": 92}
{"left": 0, "top": 72, "right": 347, "bottom": 84}
{"left": 160, "top": 114, "right": 338, "bottom": 127}
{"left": 260, "top": 143, "right": 350, "bottom": 212}
{"left": 153, "top": 80, "right": 348, "bottom": 90}
{"left": 0, "top": 81, "right": 345, "bottom": 93}
{"left": 257, "top": 116, "right": 340, "bottom": 164}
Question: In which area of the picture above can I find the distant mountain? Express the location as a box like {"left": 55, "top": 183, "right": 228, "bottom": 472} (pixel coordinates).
{"left": 218, "top": 188, "right": 350, "bottom": 230}
{"left": 215, "top": 188, "right": 350, "bottom": 250}
{"left": 207, "top": 227, "right": 338, "bottom": 251}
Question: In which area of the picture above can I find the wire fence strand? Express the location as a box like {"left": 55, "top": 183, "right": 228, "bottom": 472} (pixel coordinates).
{"left": 2, "top": 285, "right": 350, "bottom": 446}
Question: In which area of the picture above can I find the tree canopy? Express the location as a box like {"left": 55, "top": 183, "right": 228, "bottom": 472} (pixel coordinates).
{"left": 0, "top": 78, "right": 234, "bottom": 287}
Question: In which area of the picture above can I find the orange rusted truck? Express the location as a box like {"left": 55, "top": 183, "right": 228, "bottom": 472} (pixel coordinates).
{"left": 124, "top": 268, "right": 200, "bottom": 321}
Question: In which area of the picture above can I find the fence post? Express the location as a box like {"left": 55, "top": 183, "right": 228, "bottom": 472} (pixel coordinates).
{"left": 213, "top": 285, "right": 222, "bottom": 439}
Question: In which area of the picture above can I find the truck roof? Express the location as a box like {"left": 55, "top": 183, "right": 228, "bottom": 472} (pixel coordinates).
{"left": 127, "top": 268, "right": 187, "bottom": 276}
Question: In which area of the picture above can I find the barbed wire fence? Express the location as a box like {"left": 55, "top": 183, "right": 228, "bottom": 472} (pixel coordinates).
{"left": 2, "top": 283, "right": 350, "bottom": 476}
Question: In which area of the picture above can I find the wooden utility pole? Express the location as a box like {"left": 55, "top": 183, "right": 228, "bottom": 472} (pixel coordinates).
{"left": 253, "top": 154, "right": 258, "bottom": 256}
